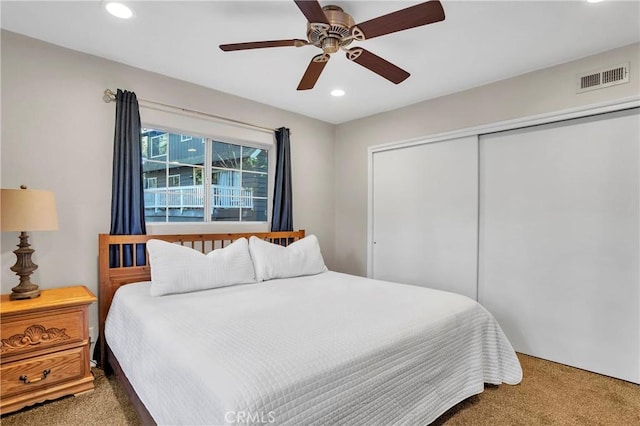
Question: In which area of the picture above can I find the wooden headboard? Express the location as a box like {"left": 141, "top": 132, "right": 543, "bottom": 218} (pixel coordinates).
{"left": 97, "top": 230, "right": 305, "bottom": 367}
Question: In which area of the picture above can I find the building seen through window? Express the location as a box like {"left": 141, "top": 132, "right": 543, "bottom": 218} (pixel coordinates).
{"left": 141, "top": 129, "right": 268, "bottom": 223}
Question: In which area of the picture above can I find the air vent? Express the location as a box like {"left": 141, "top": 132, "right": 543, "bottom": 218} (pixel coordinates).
{"left": 577, "top": 62, "right": 629, "bottom": 93}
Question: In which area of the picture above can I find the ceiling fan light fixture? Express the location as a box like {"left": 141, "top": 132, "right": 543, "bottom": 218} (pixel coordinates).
{"left": 331, "top": 89, "right": 345, "bottom": 97}
{"left": 105, "top": 2, "right": 133, "bottom": 19}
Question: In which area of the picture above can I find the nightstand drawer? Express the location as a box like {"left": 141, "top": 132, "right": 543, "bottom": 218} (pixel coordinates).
{"left": 0, "top": 308, "right": 87, "bottom": 358}
{"left": 0, "top": 346, "right": 87, "bottom": 398}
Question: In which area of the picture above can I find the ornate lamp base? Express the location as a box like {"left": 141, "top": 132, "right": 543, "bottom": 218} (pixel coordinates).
{"left": 10, "top": 288, "right": 41, "bottom": 300}
{"left": 9, "top": 231, "right": 41, "bottom": 300}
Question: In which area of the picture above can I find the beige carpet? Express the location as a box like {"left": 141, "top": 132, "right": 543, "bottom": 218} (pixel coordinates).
{"left": 1, "top": 368, "right": 139, "bottom": 426}
{"left": 434, "top": 353, "right": 640, "bottom": 426}
{"left": 2, "top": 354, "right": 638, "bottom": 425}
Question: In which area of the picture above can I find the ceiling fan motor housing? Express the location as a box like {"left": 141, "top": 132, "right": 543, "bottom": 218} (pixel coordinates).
{"left": 307, "top": 5, "right": 355, "bottom": 54}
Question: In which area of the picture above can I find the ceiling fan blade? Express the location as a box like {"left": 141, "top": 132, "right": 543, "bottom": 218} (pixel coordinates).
{"left": 346, "top": 48, "right": 410, "bottom": 84}
{"left": 220, "top": 39, "right": 308, "bottom": 52}
{"left": 297, "top": 54, "right": 330, "bottom": 90}
{"left": 351, "top": 0, "right": 445, "bottom": 40}
{"left": 294, "top": 0, "right": 329, "bottom": 24}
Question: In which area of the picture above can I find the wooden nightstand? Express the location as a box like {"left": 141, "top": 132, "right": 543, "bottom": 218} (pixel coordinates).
{"left": 0, "top": 286, "right": 97, "bottom": 414}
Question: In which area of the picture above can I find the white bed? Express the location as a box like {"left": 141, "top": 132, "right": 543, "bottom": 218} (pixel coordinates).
{"left": 105, "top": 270, "right": 522, "bottom": 425}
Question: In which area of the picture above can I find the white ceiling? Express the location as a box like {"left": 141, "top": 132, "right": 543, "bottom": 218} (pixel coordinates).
{"left": 1, "top": 1, "right": 639, "bottom": 124}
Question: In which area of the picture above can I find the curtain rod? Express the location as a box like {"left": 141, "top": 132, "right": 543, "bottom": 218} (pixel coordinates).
{"left": 103, "top": 89, "right": 277, "bottom": 134}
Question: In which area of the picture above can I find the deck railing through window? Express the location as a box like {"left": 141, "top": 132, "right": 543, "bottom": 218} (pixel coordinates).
{"left": 144, "top": 185, "right": 253, "bottom": 211}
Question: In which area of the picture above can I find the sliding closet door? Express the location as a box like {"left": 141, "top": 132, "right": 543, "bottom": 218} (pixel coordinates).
{"left": 479, "top": 108, "right": 639, "bottom": 383}
{"left": 371, "top": 136, "right": 478, "bottom": 299}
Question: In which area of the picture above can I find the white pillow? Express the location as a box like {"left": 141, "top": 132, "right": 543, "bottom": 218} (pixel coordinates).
{"left": 147, "top": 238, "right": 256, "bottom": 296}
{"left": 249, "top": 234, "right": 328, "bottom": 281}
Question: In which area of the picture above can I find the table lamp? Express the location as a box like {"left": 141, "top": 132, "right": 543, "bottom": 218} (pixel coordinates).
{"left": 1, "top": 186, "right": 59, "bottom": 300}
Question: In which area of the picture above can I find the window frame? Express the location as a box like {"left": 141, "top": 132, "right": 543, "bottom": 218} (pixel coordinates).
{"left": 193, "top": 168, "right": 203, "bottom": 186}
{"left": 167, "top": 174, "right": 180, "bottom": 187}
{"left": 150, "top": 133, "right": 168, "bottom": 158}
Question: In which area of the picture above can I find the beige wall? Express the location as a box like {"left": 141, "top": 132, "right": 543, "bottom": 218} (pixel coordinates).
{"left": 0, "top": 30, "right": 335, "bottom": 336}
{"left": 334, "top": 42, "right": 640, "bottom": 277}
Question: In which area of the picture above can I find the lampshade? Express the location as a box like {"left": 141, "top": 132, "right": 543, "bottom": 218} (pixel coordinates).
{"left": 1, "top": 188, "right": 59, "bottom": 232}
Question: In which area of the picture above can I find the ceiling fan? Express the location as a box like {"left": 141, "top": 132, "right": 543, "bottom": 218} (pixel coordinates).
{"left": 219, "top": 1, "right": 445, "bottom": 90}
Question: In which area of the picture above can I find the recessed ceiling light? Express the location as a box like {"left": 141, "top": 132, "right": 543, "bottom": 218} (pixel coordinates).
{"left": 331, "top": 89, "right": 345, "bottom": 97}
{"left": 105, "top": 2, "right": 133, "bottom": 19}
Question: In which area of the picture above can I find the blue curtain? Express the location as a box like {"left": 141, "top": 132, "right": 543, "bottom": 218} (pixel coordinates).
{"left": 272, "top": 127, "right": 293, "bottom": 232}
{"left": 109, "top": 89, "right": 146, "bottom": 267}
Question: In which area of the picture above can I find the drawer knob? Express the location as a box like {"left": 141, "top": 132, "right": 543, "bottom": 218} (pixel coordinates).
{"left": 19, "top": 369, "right": 51, "bottom": 384}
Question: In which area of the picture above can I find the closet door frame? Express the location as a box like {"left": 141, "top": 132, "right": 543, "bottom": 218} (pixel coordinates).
{"left": 367, "top": 96, "right": 639, "bottom": 278}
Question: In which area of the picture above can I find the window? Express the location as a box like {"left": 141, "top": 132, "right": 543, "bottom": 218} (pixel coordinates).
{"left": 150, "top": 133, "right": 168, "bottom": 158}
{"left": 193, "top": 168, "right": 203, "bottom": 185}
{"left": 141, "top": 128, "right": 269, "bottom": 223}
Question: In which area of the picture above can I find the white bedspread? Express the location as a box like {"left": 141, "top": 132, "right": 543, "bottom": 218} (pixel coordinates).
{"left": 105, "top": 271, "right": 522, "bottom": 425}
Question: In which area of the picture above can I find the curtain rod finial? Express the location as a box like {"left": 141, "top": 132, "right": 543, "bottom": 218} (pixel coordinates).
{"left": 103, "top": 89, "right": 116, "bottom": 103}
